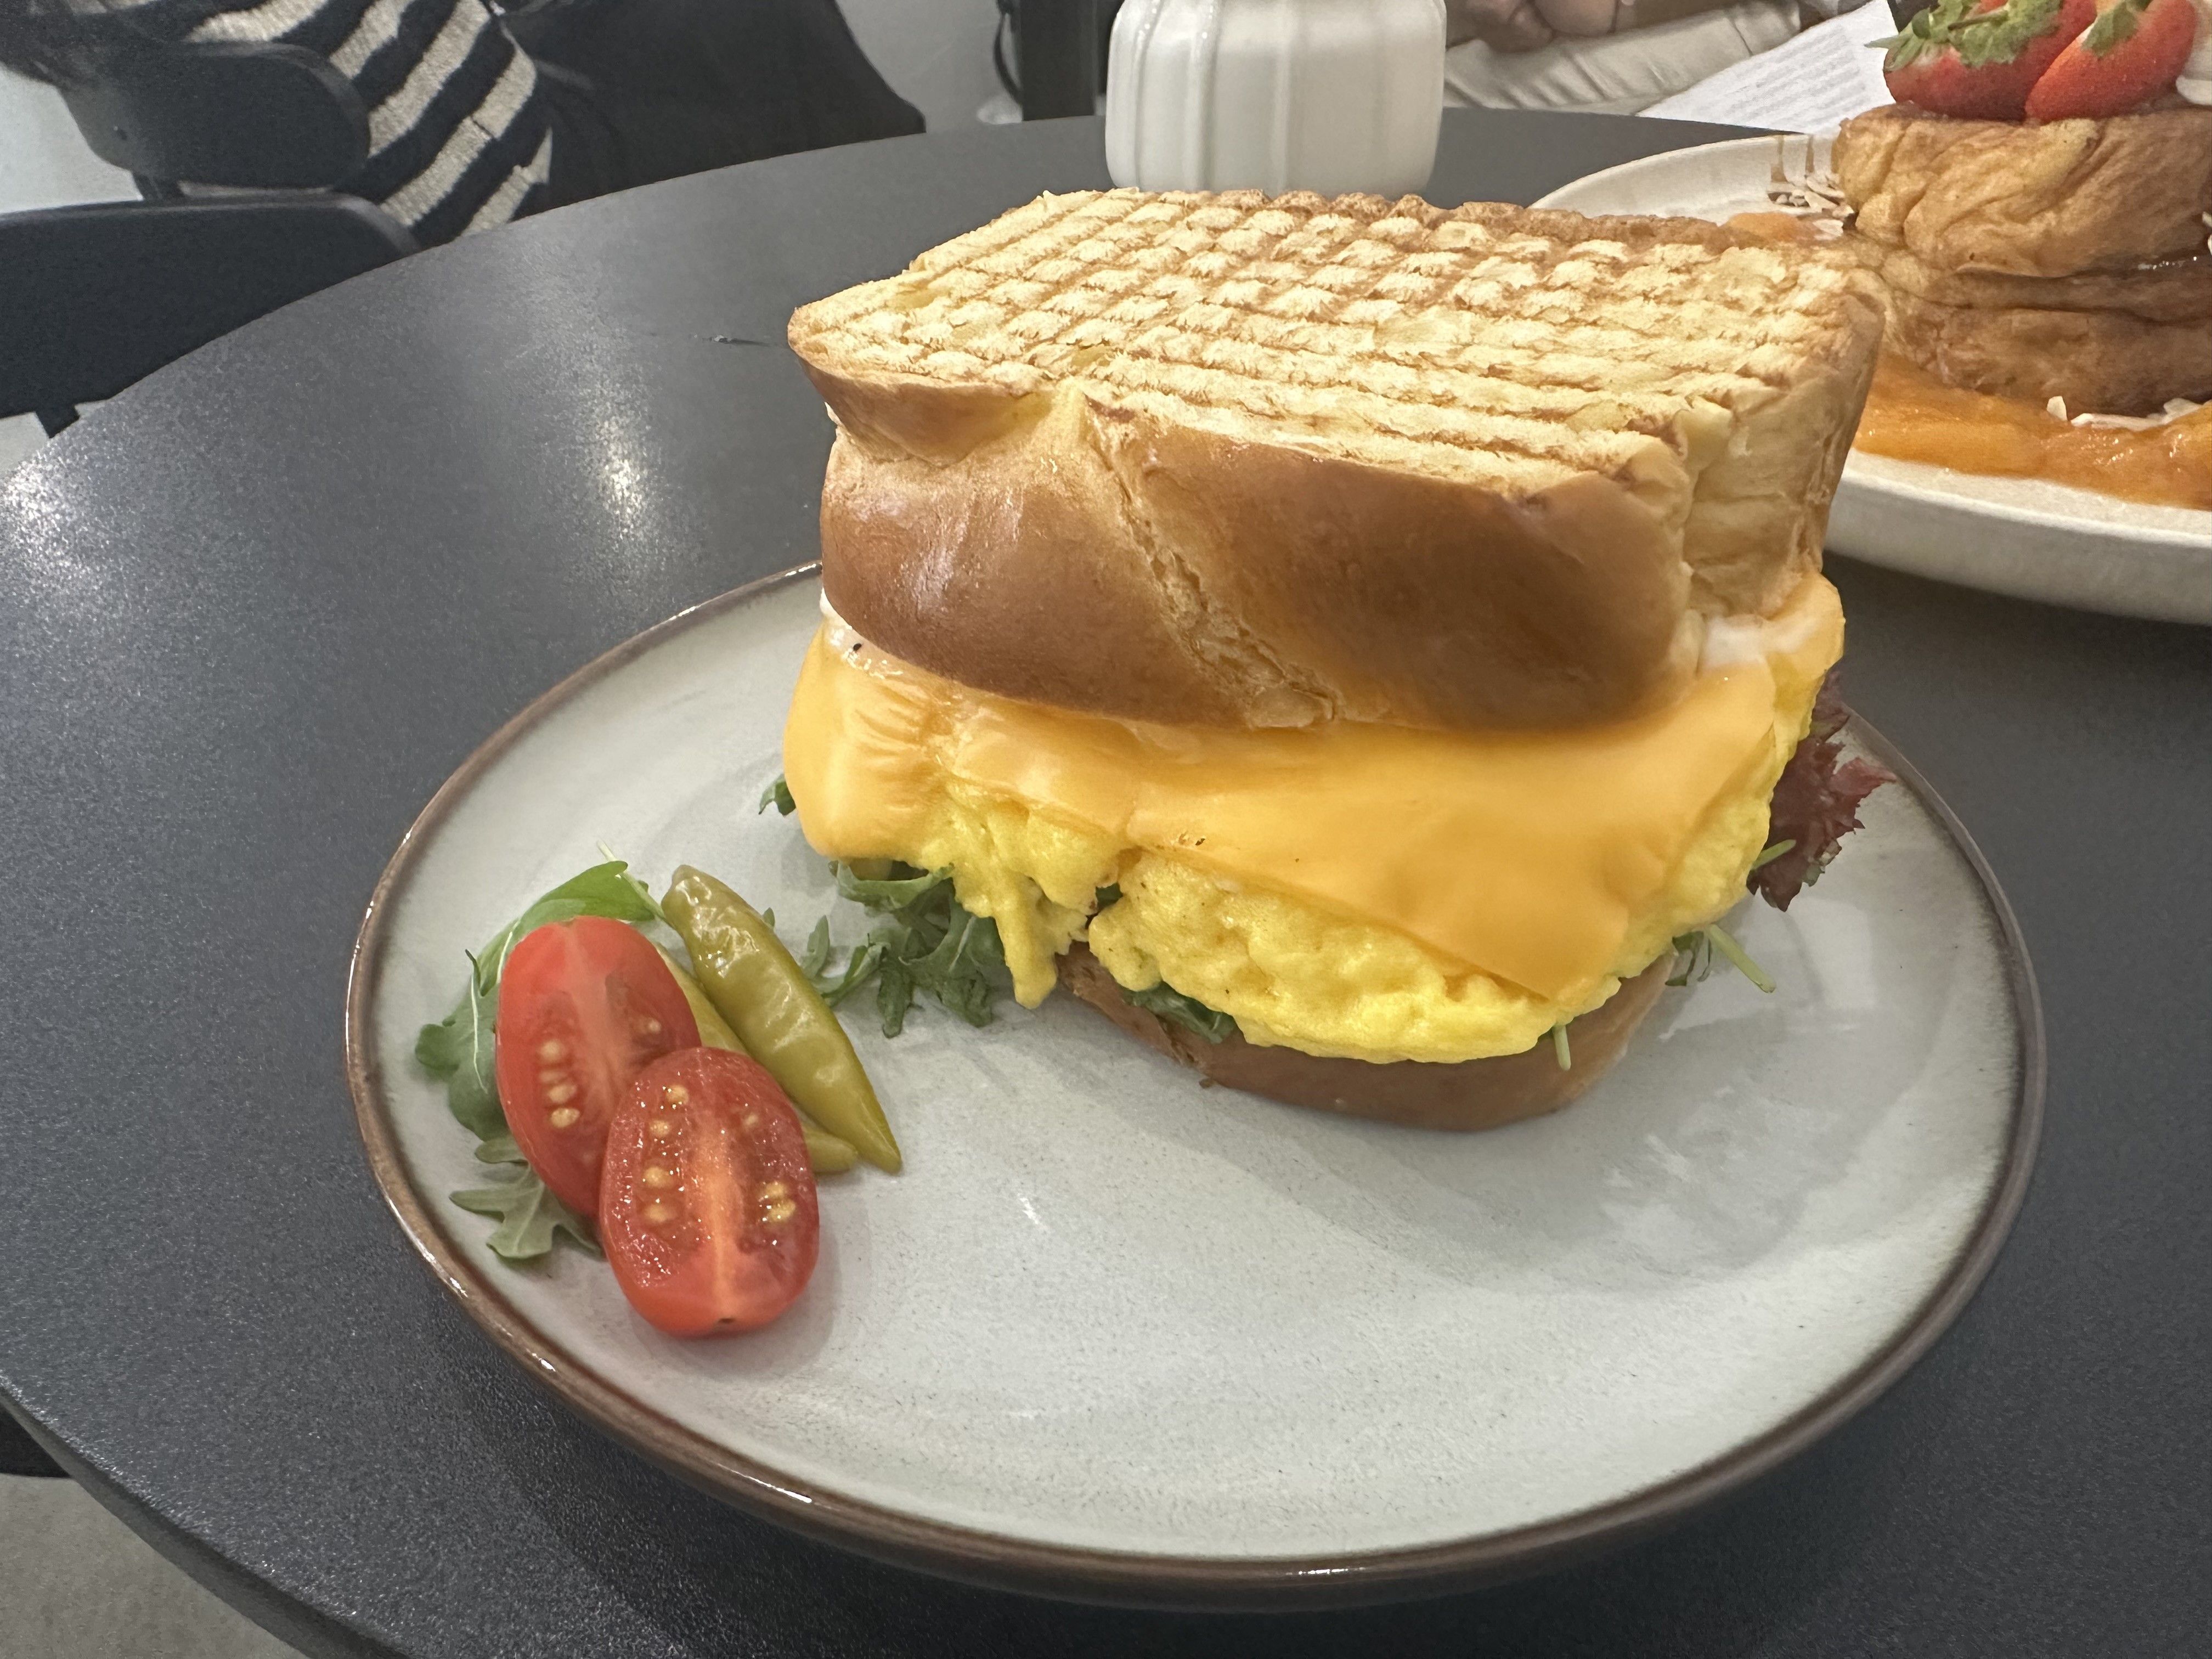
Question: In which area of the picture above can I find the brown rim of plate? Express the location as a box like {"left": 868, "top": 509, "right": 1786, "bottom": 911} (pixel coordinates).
{"left": 343, "top": 562, "right": 2047, "bottom": 1612}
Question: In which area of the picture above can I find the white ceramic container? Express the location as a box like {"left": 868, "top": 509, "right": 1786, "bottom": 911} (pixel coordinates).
{"left": 1104, "top": 0, "right": 1445, "bottom": 196}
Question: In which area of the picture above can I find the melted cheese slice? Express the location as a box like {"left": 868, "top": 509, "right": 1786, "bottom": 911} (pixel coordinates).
{"left": 783, "top": 577, "right": 1843, "bottom": 1009}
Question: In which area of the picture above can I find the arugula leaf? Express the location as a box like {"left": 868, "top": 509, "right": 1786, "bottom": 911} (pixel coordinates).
{"left": 1750, "top": 838, "right": 1796, "bottom": 872}
{"left": 813, "top": 939, "right": 884, "bottom": 1009}
{"left": 413, "top": 948, "right": 506, "bottom": 1142}
{"left": 875, "top": 952, "right": 918, "bottom": 1038}
{"left": 414, "top": 860, "right": 659, "bottom": 1143}
{"left": 835, "top": 861, "right": 957, "bottom": 909}
{"left": 814, "top": 861, "right": 1014, "bottom": 1037}
{"left": 799, "top": 916, "right": 833, "bottom": 979}
{"left": 1127, "top": 980, "right": 1235, "bottom": 1043}
{"left": 1666, "top": 928, "right": 1712, "bottom": 988}
{"left": 771, "top": 911, "right": 881, "bottom": 1008}
{"left": 450, "top": 1169, "right": 600, "bottom": 1262}
{"left": 759, "top": 775, "right": 797, "bottom": 816}
{"left": 1666, "top": 924, "right": 1776, "bottom": 994}
{"left": 1701, "top": 923, "right": 1775, "bottom": 994}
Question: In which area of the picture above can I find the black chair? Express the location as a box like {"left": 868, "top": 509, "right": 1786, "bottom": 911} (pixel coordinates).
{"left": 997, "top": 0, "right": 1119, "bottom": 119}
{"left": 1, "top": 41, "right": 417, "bottom": 437}
{"left": 61, "top": 40, "right": 381, "bottom": 198}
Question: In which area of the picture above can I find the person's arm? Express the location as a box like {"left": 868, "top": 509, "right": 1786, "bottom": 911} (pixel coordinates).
{"left": 1445, "top": 0, "right": 1558, "bottom": 52}
{"left": 1447, "top": 0, "right": 1752, "bottom": 53}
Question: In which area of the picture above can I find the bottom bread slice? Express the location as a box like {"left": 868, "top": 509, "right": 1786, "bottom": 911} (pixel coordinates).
{"left": 1058, "top": 946, "right": 1671, "bottom": 1131}
{"left": 1878, "top": 294, "right": 2212, "bottom": 415}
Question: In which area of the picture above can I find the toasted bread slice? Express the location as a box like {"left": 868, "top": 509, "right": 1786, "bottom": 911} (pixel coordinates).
{"left": 1842, "top": 232, "right": 2212, "bottom": 413}
{"left": 1877, "top": 284, "right": 2212, "bottom": 414}
{"left": 788, "top": 190, "right": 1880, "bottom": 732}
{"left": 1835, "top": 104, "right": 2212, "bottom": 280}
{"left": 1853, "top": 239, "right": 2212, "bottom": 325}
{"left": 1059, "top": 945, "right": 1671, "bottom": 1131}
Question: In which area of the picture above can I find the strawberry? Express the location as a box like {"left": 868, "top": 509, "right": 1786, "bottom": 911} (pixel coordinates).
{"left": 1881, "top": 0, "right": 2097, "bottom": 119}
{"left": 2025, "top": 0, "right": 2200, "bottom": 119}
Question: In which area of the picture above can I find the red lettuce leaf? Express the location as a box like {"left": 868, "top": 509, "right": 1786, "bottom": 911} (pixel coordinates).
{"left": 1752, "top": 673, "right": 1894, "bottom": 912}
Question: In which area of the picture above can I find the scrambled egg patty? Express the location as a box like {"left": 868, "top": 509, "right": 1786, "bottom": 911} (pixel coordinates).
{"left": 782, "top": 582, "right": 1840, "bottom": 1065}
{"left": 870, "top": 763, "right": 1784, "bottom": 1065}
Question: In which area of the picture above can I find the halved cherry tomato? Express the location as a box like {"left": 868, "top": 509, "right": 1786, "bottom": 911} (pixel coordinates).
{"left": 2025, "top": 0, "right": 2198, "bottom": 119}
{"left": 600, "top": 1049, "right": 819, "bottom": 1336}
{"left": 495, "top": 917, "right": 699, "bottom": 1216}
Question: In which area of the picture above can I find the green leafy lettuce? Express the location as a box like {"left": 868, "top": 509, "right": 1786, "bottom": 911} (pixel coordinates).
{"left": 795, "top": 915, "right": 884, "bottom": 1011}
{"left": 832, "top": 862, "right": 1012, "bottom": 1037}
{"left": 450, "top": 1169, "right": 600, "bottom": 1261}
{"left": 1126, "top": 980, "right": 1236, "bottom": 1043}
{"left": 1087, "top": 884, "right": 1233, "bottom": 1042}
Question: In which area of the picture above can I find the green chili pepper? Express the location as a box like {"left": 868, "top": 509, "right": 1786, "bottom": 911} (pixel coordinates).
{"left": 656, "top": 942, "right": 861, "bottom": 1176}
{"left": 664, "top": 866, "right": 901, "bottom": 1172}
{"left": 800, "top": 1125, "right": 859, "bottom": 1175}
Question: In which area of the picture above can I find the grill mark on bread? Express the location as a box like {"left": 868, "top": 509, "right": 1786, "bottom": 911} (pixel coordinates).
{"left": 794, "top": 189, "right": 1856, "bottom": 491}
{"left": 792, "top": 189, "right": 1881, "bottom": 731}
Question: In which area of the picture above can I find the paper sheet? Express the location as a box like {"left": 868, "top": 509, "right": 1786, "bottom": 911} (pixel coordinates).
{"left": 1640, "top": 3, "right": 1897, "bottom": 133}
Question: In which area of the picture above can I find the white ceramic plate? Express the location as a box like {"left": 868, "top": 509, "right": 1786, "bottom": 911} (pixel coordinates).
{"left": 347, "top": 569, "right": 2041, "bottom": 1607}
{"left": 1533, "top": 135, "right": 2212, "bottom": 627}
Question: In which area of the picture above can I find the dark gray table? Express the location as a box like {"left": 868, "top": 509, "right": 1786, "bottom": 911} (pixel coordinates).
{"left": 2, "top": 111, "right": 2205, "bottom": 1658}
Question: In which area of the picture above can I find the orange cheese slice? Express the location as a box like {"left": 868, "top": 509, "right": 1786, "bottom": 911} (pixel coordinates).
{"left": 782, "top": 577, "right": 1843, "bottom": 1006}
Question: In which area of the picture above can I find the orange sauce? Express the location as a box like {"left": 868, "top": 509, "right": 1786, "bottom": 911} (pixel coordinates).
{"left": 1724, "top": 211, "right": 1819, "bottom": 245}
{"left": 1854, "top": 354, "right": 2212, "bottom": 511}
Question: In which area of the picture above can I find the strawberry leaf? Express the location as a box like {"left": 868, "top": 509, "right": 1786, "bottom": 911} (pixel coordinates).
{"left": 2083, "top": 0, "right": 2147, "bottom": 56}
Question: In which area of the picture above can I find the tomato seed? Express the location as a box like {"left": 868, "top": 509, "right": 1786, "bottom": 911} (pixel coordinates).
{"left": 662, "top": 1085, "right": 689, "bottom": 1106}
{"left": 545, "top": 1080, "right": 577, "bottom": 1104}
{"left": 642, "top": 1166, "right": 674, "bottom": 1189}
{"left": 647, "top": 1118, "right": 674, "bottom": 1137}
{"left": 536, "top": 1040, "right": 566, "bottom": 1063}
{"left": 549, "top": 1107, "right": 581, "bottom": 1128}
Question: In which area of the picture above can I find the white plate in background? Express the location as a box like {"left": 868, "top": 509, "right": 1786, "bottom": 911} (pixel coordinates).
{"left": 1536, "top": 136, "right": 2212, "bottom": 627}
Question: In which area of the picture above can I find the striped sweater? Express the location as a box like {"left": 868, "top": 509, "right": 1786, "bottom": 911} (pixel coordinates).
{"left": 72, "top": 0, "right": 549, "bottom": 241}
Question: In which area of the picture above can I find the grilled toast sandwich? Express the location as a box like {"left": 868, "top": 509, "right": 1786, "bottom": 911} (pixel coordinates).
{"left": 788, "top": 189, "right": 1882, "bottom": 733}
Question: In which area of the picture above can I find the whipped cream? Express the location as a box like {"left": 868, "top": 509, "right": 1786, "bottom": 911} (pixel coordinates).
{"left": 2181, "top": 0, "right": 2212, "bottom": 105}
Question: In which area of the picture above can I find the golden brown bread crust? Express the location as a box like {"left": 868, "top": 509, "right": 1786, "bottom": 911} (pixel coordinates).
{"left": 1058, "top": 945, "right": 1671, "bottom": 1131}
{"left": 1834, "top": 104, "right": 2212, "bottom": 279}
{"left": 817, "top": 386, "right": 1703, "bottom": 731}
{"left": 1876, "top": 287, "right": 2212, "bottom": 413}
{"left": 792, "top": 190, "right": 1882, "bottom": 732}
{"left": 1855, "top": 240, "right": 2212, "bottom": 325}
{"left": 1841, "top": 232, "right": 2212, "bottom": 411}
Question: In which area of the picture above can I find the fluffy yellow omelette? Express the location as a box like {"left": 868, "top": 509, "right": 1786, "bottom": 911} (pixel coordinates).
{"left": 780, "top": 575, "right": 1844, "bottom": 1065}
